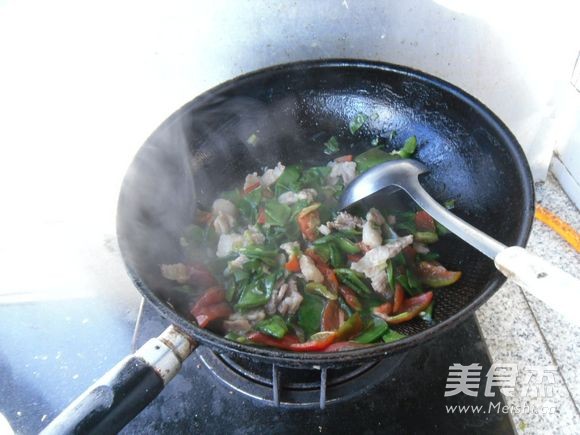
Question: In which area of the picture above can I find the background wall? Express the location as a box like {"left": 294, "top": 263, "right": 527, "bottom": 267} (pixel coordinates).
{"left": 0, "top": 0, "right": 578, "bottom": 299}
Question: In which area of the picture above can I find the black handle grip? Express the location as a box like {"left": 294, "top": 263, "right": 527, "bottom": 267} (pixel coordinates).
{"left": 41, "top": 326, "right": 196, "bottom": 434}
{"left": 41, "top": 356, "right": 164, "bottom": 434}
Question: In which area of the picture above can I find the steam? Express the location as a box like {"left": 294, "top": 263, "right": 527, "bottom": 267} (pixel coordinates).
{"left": 117, "top": 92, "right": 301, "bottom": 305}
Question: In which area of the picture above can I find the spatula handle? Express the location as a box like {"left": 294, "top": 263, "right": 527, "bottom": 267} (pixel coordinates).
{"left": 495, "top": 246, "right": 580, "bottom": 326}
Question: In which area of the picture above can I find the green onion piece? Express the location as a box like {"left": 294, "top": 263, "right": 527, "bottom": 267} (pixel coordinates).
{"left": 256, "top": 315, "right": 288, "bottom": 339}
{"left": 382, "top": 329, "right": 406, "bottom": 343}
{"left": 349, "top": 113, "right": 368, "bottom": 134}
{"left": 274, "top": 165, "right": 302, "bottom": 195}
{"left": 418, "top": 252, "right": 440, "bottom": 261}
{"left": 327, "top": 242, "right": 345, "bottom": 268}
{"left": 312, "top": 243, "right": 331, "bottom": 263}
{"left": 324, "top": 136, "right": 341, "bottom": 155}
{"left": 225, "top": 332, "right": 250, "bottom": 344}
{"left": 235, "top": 280, "right": 271, "bottom": 309}
{"left": 305, "top": 282, "right": 337, "bottom": 300}
{"left": 415, "top": 231, "right": 439, "bottom": 243}
{"left": 355, "top": 148, "right": 399, "bottom": 172}
{"left": 298, "top": 292, "right": 325, "bottom": 338}
{"left": 247, "top": 133, "right": 258, "bottom": 145}
{"left": 443, "top": 199, "right": 456, "bottom": 210}
{"left": 397, "top": 135, "right": 417, "bottom": 158}
{"left": 334, "top": 268, "right": 372, "bottom": 294}
{"left": 436, "top": 221, "right": 450, "bottom": 235}
{"left": 406, "top": 269, "right": 422, "bottom": 296}
{"left": 300, "top": 166, "right": 331, "bottom": 188}
{"left": 387, "top": 260, "right": 395, "bottom": 291}
{"left": 420, "top": 302, "right": 434, "bottom": 322}
{"left": 264, "top": 200, "right": 292, "bottom": 226}
{"left": 238, "top": 245, "right": 278, "bottom": 267}
{"left": 354, "top": 318, "right": 389, "bottom": 344}
{"left": 333, "top": 236, "right": 361, "bottom": 254}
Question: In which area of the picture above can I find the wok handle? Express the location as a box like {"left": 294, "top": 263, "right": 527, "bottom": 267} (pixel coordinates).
{"left": 40, "top": 325, "right": 197, "bottom": 435}
{"left": 495, "top": 246, "right": 580, "bottom": 326}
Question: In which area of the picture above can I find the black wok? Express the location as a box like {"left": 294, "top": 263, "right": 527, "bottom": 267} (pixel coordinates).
{"left": 42, "top": 60, "right": 534, "bottom": 434}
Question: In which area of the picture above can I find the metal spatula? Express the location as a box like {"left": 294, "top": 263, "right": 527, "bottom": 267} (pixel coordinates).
{"left": 339, "top": 159, "right": 580, "bottom": 326}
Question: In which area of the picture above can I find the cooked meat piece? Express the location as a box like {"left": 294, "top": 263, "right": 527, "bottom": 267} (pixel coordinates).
{"left": 212, "top": 198, "right": 237, "bottom": 217}
{"left": 319, "top": 211, "right": 364, "bottom": 235}
{"left": 160, "top": 263, "right": 190, "bottom": 284}
{"left": 213, "top": 211, "right": 236, "bottom": 235}
{"left": 362, "top": 208, "right": 386, "bottom": 248}
{"left": 223, "top": 309, "right": 266, "bottom": 333}
{"left": 351, "top": 235, "right": 413, "bottom": 295}
{"left": 280, "top": 241, "right": 300, "bottom": 257}
{"left": 369, "top": 269, "right": 390, "bottom": 298}
{"left": 244, "top": 225, "right": 266, "bottom": 245}
{"left": 328, "top": 161, "right": 357, "bottom": 186}
{"left": 265, "top": 282, "right": 287, "bottom": 315}
{"left": 276, "top": 279, "right": 303, "bottom": 316}
{"left": 222, "top": 317, "right": 251, "bottom": 333}
{"left": 367, "top": 208, "right": 386, "bottom": 225}
{"left": 261, "top": 162, "right": 285, "bottom": 187}
{"left": 413, "top": 241, "right": 430, "bottom": 254}
{"left": 216, "top": 233, "right": 244, "bottom": 258}
{"left": 299, "top": 255, "right": 324, "bottom": 283}
{"left": 243, "top": 172, "right": 261, "bottom": 191}
{"left": 362, "top": 208, "right": 386, "bottom": 249}
{"left": 278, "top": 188, "right": 318, "bottom": 205}
{"left": 228, "top": 254, "right": 249, "bottom": 271}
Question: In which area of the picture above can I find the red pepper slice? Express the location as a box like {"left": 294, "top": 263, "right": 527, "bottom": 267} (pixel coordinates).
{"left": 243, "top": 181, "right": 260, "bottom": 194}
{"left": 373, "top": 301, "right": 393, "bottom": 318}
{"left": 334, "top": 155, "right": 353, "bottom": 162}
{"left": 195, "top": 210, "right": 214, "bottom": 225}
{"left": 347, "top": 253, "right": 363, "bottom": 262}
{"left": 247, "top": 332, "right": 301, "bottom": 350}
{"left": 393, "top": 283, "right": 405, "bottom": 314}
{"left": 415, "top": 211, "right": 436, "bottom": 232}
{"left": 402, "top": 246, "right": 417, "bottom": 267}
{"left": 284, "top": 254, "right": 301, "bottom": 272}
{"left": 321, "top": 300, "right": 340, "bottom": 331}
{"left": 188, "top": 263, "right": 218, "bottom": 289}
{"left": 324, "top": 341, "right": 372, "bottom": 352}
{"left": 335, "top": 313, "right": 363, "bottom": 341}
{"left": 308, "top": 251, "right": 338, "bottom": 286}
{"left": 297, "top": 205, "right": 321, "bottom": 241}
{"left": 374, "top": 291, "right": 433, "bottom": 325}
{"left": 338, "top": 285, "right": 362, "bottom": 311}
{"left": 357, "top": 242, "right": 371, "bottom": 253}
{"left": 194, "top": 302, "right": 232, "bottom": 328}
{"left": 257, "top": 207, "right": 266, "bottom": 225}
{"left": 305, "top": 250, "right": 340, "bottom": 292}
{"left": 288, "top": 331, "right": 336, "bottom": 351}
{"left": 191, "top": 286, "right": 225, "bottom": 317}
{"left": 416, "top": 261, "right": 462, "bottom": 287}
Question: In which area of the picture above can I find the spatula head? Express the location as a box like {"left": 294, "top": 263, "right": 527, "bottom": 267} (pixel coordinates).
{"left": 339, "top": 159, "right": 429, "bottom": 210}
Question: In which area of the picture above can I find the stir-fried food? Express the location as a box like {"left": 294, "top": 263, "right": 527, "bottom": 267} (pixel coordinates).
{"left": 162, "top": 134, "right": 461, "bottom": 351}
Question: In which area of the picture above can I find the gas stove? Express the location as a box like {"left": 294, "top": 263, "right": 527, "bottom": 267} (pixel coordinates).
{"left": 0, "top": 297, "right": 514, "bottom": 434}
{"left": 123, "top": 301, "right": 514, "bottom": 434}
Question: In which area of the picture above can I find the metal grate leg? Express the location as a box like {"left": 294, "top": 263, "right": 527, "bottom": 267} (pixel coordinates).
{"left": 320, "top": 368, "right": 328, "bottom": 410}
{"left": 272, "top": 364, "right": 280, "bottom": 406}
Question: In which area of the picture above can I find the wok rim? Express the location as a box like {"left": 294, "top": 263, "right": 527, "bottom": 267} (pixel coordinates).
{"left": 116, "top": 58, "right": 535, "bottom": 367}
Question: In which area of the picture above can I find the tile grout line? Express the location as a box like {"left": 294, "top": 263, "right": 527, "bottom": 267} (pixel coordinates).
{"left": 519, "top": 287, "right": 580, "bottom": 417}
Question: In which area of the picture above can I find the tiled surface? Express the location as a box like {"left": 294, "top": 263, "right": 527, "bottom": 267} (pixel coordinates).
{"left": 477, "top": 172, "right": 580, "bottom": 434}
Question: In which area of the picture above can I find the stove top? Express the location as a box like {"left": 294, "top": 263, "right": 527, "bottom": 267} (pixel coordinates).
{"left": 0, "top": 298, "right": 514, "bottom": 434}
{"left": 124, "top": 302, "right": 514, "bottom": 434}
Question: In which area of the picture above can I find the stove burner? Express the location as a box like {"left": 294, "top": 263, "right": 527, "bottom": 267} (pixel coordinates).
{"left": 198, "top": 346, "right": 407, "bottom": 409}
{"left": 132, "top": 298, "right": 407, "bottom": 410}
